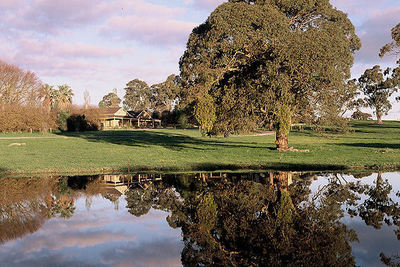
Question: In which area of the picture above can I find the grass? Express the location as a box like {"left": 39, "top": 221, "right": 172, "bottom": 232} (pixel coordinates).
{"left": 1, "top": 120, "right": 400, "bottom": 176}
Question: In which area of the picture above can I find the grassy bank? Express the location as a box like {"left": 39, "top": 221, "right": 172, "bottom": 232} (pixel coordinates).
{"left": 1, "top": 120, "right": 400, "bottom": 176}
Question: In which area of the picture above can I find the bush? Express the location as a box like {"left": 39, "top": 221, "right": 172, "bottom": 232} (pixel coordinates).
{"left": 177, "top": 112, "right": 189, "bottom": 128}
{"left": 65, "top": 107, "right": 101, "bottom": 132}
{"left": 56, "top": 110, "right": 70, "bottom": 131}
{"left": 352, "top": 110, "right": 372, "bottom": 120}
{"left": 66, "top": 114, "right": 99, "bottom": 132}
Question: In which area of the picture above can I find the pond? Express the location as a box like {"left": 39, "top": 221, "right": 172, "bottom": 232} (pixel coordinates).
{"left": 0, "top": 172, "right": 399, "bottom": 266}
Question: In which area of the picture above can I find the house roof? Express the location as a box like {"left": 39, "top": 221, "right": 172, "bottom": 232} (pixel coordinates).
{"left": 100, "top": 107, "right": 123, "bottom": 116}
{"left": 127, "top": 110, "right": 152, "bottom": 119}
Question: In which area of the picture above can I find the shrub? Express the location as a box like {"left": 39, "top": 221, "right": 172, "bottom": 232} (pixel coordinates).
{"left": 56, "top": 110, "right": 70, "bottom": 131}
{"left": 352, "top": 110, "right": 372, "bottom": 120}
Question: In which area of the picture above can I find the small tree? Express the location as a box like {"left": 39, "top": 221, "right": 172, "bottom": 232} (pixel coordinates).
{"left": 358, "top": 65, "right": 399, "bottom": 124}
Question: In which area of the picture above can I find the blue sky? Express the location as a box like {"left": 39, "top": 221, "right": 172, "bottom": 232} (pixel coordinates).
{"left": 0, "top": 0, "right": 399, "bottom": 117}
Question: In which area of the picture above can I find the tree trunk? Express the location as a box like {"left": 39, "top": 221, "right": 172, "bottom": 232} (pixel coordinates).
{"left": 376, "top": 110, "right": 383, "bottom": 124}
{"left": 275, "top": 127, "right": 289, "bottom": 151}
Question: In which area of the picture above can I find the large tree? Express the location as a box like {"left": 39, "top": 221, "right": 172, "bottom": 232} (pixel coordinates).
{"left": 123, "top": 79, "right": 152, "bottom": 110}
{"left": 180, "top": 0, "right": 360, "bottom": 150}
{"left": 358, "top": 65, "right": 399, "bottom": 124}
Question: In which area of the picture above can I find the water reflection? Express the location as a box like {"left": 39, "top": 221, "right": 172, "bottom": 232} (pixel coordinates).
{"left": 0, "top": 172, "right": 399, "bottom": 266}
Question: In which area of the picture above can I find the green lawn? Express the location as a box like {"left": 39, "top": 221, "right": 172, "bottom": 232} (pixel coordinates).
{"left": 1, "top": 120, "right": 400, "bottom": 176}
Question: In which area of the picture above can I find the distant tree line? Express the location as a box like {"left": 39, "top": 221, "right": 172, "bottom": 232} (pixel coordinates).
{"left": 98, "top": 74, "right": 186, "bottom": 127}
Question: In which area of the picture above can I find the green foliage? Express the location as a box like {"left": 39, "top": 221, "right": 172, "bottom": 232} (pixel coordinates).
{"left": 56, "top": 110, "right": 70, "bottom": 131}
{"left": 277, "top": 191, "right": 293, "bottom": 224}
{"left": 276, "top": 104, "right": 293, "bottom": 135}
{"left": 196, "top": 193, "right": 217, "bottom": 231}
{"left": 66, "top": 114, "right": 98, "bottom": 132}
{"left": 151, "top": 74, "right": 182, "bottom": 112}
{"left": 194, "top": 93, "right": 216, "bottom": 135}
{"left": 358, "top": 65, "right": 400, "bottom": 123}
{"left": 98, "top": 91, "right": 121, "bottom": 108}
{"left": 123, "top": 79, "right": 152, "bottom": 110}
{"left": 180, "top": 0, "right": 360, "bottom": 146}
{"left": 352, "top": 110, "right": 372, "bottom": 121}
{"left": 177, "top": 112, "right": 189, "bottom": 128}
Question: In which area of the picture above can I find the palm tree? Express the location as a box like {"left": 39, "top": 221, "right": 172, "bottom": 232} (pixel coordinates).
{"left": 56, "top": 84, "right": 74, "bottom": 110}
{"left": 40, "top": 84, "right": 56, "bottom": 112}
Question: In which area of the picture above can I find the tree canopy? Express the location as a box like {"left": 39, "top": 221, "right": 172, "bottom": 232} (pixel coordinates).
{"left": 123, "top": 79, "right": 152, "bottom": 110}
{"left": 98, "top": 91, "right": 121, "bottom": 108}
{"left": 180, "top": 0, "right": 361, "bottom": 149}
{"left": 151, "top": 74, "right": 182, "bottom": 112}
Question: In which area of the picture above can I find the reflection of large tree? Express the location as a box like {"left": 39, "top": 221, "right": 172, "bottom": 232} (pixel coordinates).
{"left": 125, "top": 173, "right": 358, "bottom": 266}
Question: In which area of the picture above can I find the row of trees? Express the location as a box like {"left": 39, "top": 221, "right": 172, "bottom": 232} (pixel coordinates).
{"left": 98, "top": 74, "right": 182, "bottom": 113}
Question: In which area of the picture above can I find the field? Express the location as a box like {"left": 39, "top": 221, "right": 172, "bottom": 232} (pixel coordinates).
{"left": 1, "top": 120, "right": 400, "bottom": 176}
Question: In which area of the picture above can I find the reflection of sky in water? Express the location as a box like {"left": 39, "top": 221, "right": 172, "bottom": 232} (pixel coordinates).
{"left": 0, "top": 196, "right": 184, "bottom": 267}
{"left": 309, "top": 172, "right": 400, "bottom": 267}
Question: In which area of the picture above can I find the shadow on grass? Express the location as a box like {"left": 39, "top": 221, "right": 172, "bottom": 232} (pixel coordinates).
{"left": 56, "top": 130, "right": 275, "bottom": 151}
{"left": 340, "top": 143, "right": 400, "bottom": 149}
{"left": 117, "top": 162, "right": 349, "bottom": 173}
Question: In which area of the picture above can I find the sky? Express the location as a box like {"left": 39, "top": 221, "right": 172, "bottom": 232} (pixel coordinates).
{"left": 0, "top": 0, "right": 399, "bottom": 118}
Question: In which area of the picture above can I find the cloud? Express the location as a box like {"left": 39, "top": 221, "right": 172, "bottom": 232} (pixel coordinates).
{"left": 19, "top": 230, "right": 137, "bottom": 253}
{"left": 353, "top": 7, "right": 400, "bottom": 65}
{"left": 0, "top": 0, "right": 110, "bottom": 35}
{"left": 101, "top": 16, "right": 197, "bottom": 45}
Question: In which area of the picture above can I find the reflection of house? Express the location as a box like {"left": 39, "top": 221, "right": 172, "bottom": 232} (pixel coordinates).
{"left": 100, "top": 107, "right": 161, "bottom": 130}
{"left": 100, "top": 174, "right": 163, "bottom": 197}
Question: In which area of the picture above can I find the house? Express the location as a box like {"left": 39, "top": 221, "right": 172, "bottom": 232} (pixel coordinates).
{"left": 99, "top": 107, "right": 133, "bottom": 130}
{"left": 99, "top": 107, "right": 161, "bottom": 130}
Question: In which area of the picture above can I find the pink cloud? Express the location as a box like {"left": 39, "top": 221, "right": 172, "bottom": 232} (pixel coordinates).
{"left": 20, "top": 230, "right": 137, "bottom": 253}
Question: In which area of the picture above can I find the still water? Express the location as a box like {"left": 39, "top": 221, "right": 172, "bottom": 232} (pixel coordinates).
{"left": 0, "top": 172, "right": 399, "bottom": 266}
